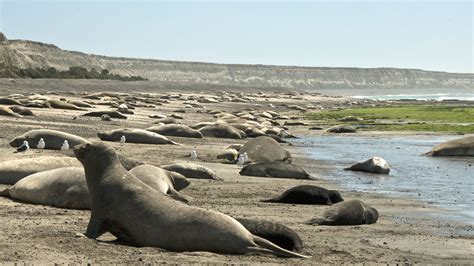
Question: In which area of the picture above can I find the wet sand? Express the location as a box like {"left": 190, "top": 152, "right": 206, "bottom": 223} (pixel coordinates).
{"left": 0, "top": 79, "right": 472, "bottom": 264}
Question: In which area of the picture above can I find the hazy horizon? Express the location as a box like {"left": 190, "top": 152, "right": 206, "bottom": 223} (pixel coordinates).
{"left": 1, "top": 1, "right": 472, "bottom": 73}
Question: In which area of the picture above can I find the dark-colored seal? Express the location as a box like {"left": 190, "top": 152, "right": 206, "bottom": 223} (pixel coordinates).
{"left": 9, "top": 105, "right": 34, "bottom": 116}
{"left": 82, "top": 110, "right": 127, "bottom": 119}
{"left": 235, "top": 218, "right": 304, "bottom": 253}
{"left": 305, "top": 199, "right": 379, "bottom": 226}
{"left": 9, "top": 129, "right": 87, "bottom": 150}
{"left": 73, "top": 141, "right": 308, "bottom": 258}
{"left": 199, "top": 124, "right": 246, "bottom": 139}
{"left": 261, "top": 185, "right": 343, "bottom": 205}
{"left": 239, "top": 136, "right": 292, "bottom": 163}
{"left": 239, "top": 161, "right": 313, "bottom": 180}
{"left": 146, "top": 124, "right": 203, "bottom": 138}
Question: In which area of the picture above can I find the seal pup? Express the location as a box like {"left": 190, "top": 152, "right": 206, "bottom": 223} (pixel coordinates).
{"left": 305, "top": 199, "right": 379, "bottom": 226}
{"left": 261, "top": 185, "right": 344, "bottom": 205}
{"left": 74, "top": 141, "right": 308, "bottom": 258}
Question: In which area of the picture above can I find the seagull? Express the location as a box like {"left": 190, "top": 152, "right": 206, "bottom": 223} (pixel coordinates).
{"left": 37, "top": 138, "right": 45, "bottom": 150}
{"left": 190, "top": 148, "right": 197, "bottom": 161}
{"left": 15, "top": 140, "right": 29, "bottom": 153}
{"left": 61, "top": 140, "right": 69, "bottom": 151}
{"left": 242, "top": 152, "right": 249, "bottom": 163}
{"left": 119, "top": 135, "right": 126, "bottom": 144}
{"left": 236, "top": 154, "right": 245, "bottom": 168}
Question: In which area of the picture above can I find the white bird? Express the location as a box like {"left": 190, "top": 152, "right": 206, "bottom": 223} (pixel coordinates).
{"left": 242, "top": 152, "right": 249, "bottom": 163}
{"left": 190, "top": 149, "right": 197, "bottom": 161}
{"left": 236, "top": 154, "right": 245, "bottom": 167}
{"left": 119, "top": 135, "right": 126, "bottom": 144}
{"left": 15, "top": 140, "right": 29, "bottom": 153}
{"left": 37, "top": 138, "right": 45, "bottom": 150}
{"left": 61, "top": 140, "right": 69, "bottom": 151}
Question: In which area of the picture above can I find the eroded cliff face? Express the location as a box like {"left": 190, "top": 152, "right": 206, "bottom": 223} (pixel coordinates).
{"left": 1, "top": 38, "right": 472, "bottom": 90}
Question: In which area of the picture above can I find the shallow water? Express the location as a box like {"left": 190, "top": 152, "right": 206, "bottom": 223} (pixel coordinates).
{"left": 294, "top": 135, "right": 474, "bottom": 224}
{"left": 352, "top": 93, "right": 474, "bottom": 101}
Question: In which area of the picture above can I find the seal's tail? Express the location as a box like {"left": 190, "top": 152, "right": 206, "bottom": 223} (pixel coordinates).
{"left": 0, "top": 188, "right": 10, "bottom": 197}
{"left": 259, "top": 198, "right": 277, "bottom": 203}
{"left": 303, "top": 218, "right": 326, "bottom": 225}
{"left": 249, "top": 235, "right": 310, "bottom": 259}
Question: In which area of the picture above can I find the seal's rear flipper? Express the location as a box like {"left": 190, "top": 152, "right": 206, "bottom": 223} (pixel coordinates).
{"left": 167, "top": 188, "right": 192, "bottom": 203}
{"left": 249, "top": 235, "right": 310, "bottom": 258}
{"left": 259, "top": 198, "right": 277, "bottom": 203}
{"left": 303, "top": 217, "right": 327, "bottom": 225}
{"left": 0, "top": 188, "right": 10, "bottom": 197}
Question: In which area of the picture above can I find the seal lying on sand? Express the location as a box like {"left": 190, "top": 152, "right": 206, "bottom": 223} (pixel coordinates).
{"left": 98, "top": 128, "right": 179, "bottom": 145}
{"left": 9, "top": 129, "right": 87, "bottom": 150}
{"left": 344, "top": 157, "right": 390, "bottom": 174}
{"left": 305, "top": 199, "right": 379, "bottom": 226}
{"left": 82, "top": 110, "right": 127, "bottom": 119}
{"left": 0, "top": 156, "right": 81, "bottom": 185}
{"left": 240, "top": 161, "right": 314, "bottom": 180}
{"left": 146, "top": 124, "right": 203, "bottom": 138}
{"left": 74, "top": 141, "right": 308, "bottom": 258}
{"left": 426, "top": 136, "right": 474, "bottom": 156}
{"left": 161, "top": 163, "right": 223, "bottom": 180}
{"left": 0, "top": 106, "right": 22, "bottom": 117}
{"left": 261, "top": 185, "right": 344, "bottom": 205}
{"left": 198, "top": 124, "right": 246, "bottom": 139}
{"left": 0, "top": 164, "right": 191, "bottom": 209}
{"left": 239, "top": 136, "right": 292, "bottom": 163}
{"left": 235, "top": 218, "right": 303, "bottom": 253}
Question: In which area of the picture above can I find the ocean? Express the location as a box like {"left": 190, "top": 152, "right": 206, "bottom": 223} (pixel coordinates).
{"left": 294, "top": 135, "right": 474, "bottom": 224}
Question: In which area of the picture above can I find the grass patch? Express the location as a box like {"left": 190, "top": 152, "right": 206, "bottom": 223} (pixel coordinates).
{"left": 306, "top": 105, "right": 474, "bottom": 133}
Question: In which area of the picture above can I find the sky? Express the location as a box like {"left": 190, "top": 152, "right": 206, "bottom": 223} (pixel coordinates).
{"left": 0, "top": 0, "right": 472, "bottom": 73}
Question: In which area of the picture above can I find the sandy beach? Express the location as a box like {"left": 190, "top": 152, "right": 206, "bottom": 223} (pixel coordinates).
{"left": 0, "top": 79, "right": 472, "bottom": 264}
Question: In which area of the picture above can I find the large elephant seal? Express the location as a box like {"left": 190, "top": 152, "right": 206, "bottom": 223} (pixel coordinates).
{"left": 98, "top": 128, "right": 179, "bottom": 145}
{"left": 9, "top": 129, "right": 87, "bottom": 150}
{"left": 261, "top": 185, "right": 344, "bottom": 205}
{"left": 305, "top": 199, "right": 379, "bottom": 226}
{"left": 239, "top": 136, "right": 292, "bottom": 163}
{"left": 129, "top": 164, "right": 191, "bottom": 203}
{"left": 240, "top": 161, "right": 314, "bottom": 180}
{"left": 198, "top": 124, "right": 246, "bottom": 139}
{"left": 73, "top": 141, "right": 308, "bottom": 258}
{"left": 161, "top": 163, "right": 223, "bottom": 180}
{"left": 82, "top": 110, "right": 127, "bottom": 119}
{"left": 0, "top": 164, "right": 191, "bottom": 209}
{"left": 146, "top": 124, "right": 203, "bottom": 138}
{"left": 235, "top": 218, "right": 303, "bottom": 253}
{"left": 344, "top": 157, "right": 390, "bottom": 174}
{"left": 0, "top": 156, "right": 81, "bottom": 185}
{"left": 47, "top": 100, "right": 85, "bottom": 110}
{"left": 426, "top": 136, "right": 474, "bottom": 156}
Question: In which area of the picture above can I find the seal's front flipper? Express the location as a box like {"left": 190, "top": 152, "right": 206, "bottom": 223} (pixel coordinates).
{"left": 167, "top": 188, "right": 192, "bottom": 203}
{"left": 85, "top": 215, "right": 106, "bottom": 239}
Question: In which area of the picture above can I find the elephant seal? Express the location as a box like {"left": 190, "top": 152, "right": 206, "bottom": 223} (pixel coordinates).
{"left": 146, "top": 124, "right": 203, "bottom": 138}
{"left": 0, "top": 97, "right": 22, "bottom": 105}
{"left": 0, "top": 156, "right": 81, "bottom": 185}
{"left": 10, "top": 105, "right": 34, "bottom": 116}
{"left": 239, "top": 161, "right": 314, "bottom": 180}
{"left": 98, "top": 128, "right": 179, "bottom": 145}
{"left": 239, "top": 136, "right": 292, "bottom": 163}
{"left": 130, "top": 164, "right": 191, "bottom": 203}
{"left": 73, "top": 141, "right": 308, "bottom": 258}
{"left": 235, "top": 218, "right": 303, "bottom": 253}
{"left": 0, "top": 106, "right": 21, "bottom": 117}
{"left": 68, "top": 100, "right": 94, "bottom": 108}
{"left": 426, "top": 136, "right": 474, "bottom": 156}
{"left": 305, "top": 199, "right": 379, "bottom": 226}
{"left": 217, "top": 149, "right": 239, "bottom": 162}
{"left": 0, "top": 164, "right": 191, "bottom": 209}
{"left": 9, "top": 129, "right": 87, "bottom": 150}
{"left": 261, "top": 185, "right": 343, "bottom": 205}
{"left": 161, "top": 163, "right": 223, "bottom": 181}
{"left": 152, "top": 117, "right": 181, "bottom": 124}
{"left": 82, "top": 110, "right": 127, "bottom": 119}
{"left": 47, "top": 100, "right": 85, "bottom": 110}
{"left": 326, "top": 125, "right": 357, "bottom": 133}
{"left": 199, "top": 124, "right": 246, "bottom": 139}
{"left": 344, "top": 157, "right": 390, "bottom": 174}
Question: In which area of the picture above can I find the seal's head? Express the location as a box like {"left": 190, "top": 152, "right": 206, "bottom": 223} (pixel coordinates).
{"left": 365, "top": 207, "right": 379, "bottom": 224}
{"left": 74, "top": 141, "right": 115, "bottom": 165}
{"left": 328, "top": 190, "right": 344, "bottom": 204}
{"left": 9, "top": 133, "right": 29, "bottom": 147}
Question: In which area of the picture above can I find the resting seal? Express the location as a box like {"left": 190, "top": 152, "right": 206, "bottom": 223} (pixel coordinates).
{"left": 344, "top": 157, "right": 390, "bottom": 174}
{"left": 9, "top": 129, "right": 87, "bottom": 150}
{"left": 98, "top": 128, "right": 179, "bottom": 145}
{"left": 74, "top": 141, "right": 308, "bottom": 258}
{"left": 146, "top": 124, "right": 203, "bottom": 138}
{"left": 161, "top": 163, "right": 223, "bottom": 180}
{"left": 261, "top": 185, "right": 344, "bottom": 205}
{"left": 240, "top": 161, "right": 314, "bottom": 180}
{"left": 198, "top": 124, "right": 246, "bottom": 139}
{"left": 305, "top": 199, "right": 378, "bottom": 226}
{"left": 426, "top": 136, "right": 474, "bottom": 156}
{"left": 239, "top": 136, "right": 292, "bottom": 163}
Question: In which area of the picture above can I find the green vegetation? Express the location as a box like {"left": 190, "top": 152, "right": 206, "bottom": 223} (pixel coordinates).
{"left": 306, "top": 105, "right": 474, "bottom": 133}
{"left": 0, "top": 64, "right": 147, "bottom": 81}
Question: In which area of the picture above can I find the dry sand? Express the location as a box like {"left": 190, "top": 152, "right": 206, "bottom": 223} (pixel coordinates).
{"left": 0, "top": 79, "right": 472, "bottom": 264}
